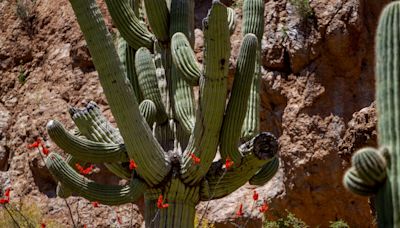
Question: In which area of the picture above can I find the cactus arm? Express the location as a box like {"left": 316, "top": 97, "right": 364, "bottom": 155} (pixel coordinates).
{"left": 171, "top": 32, "right": 201, "bottom": 86}
{"left": 139, "top": 99, "right": 158, "bottom": 126}
{"left": 169, "top": 0, "right": 196, "bottom": 134}
{"left": 249, "top": 156, "right": 279, "bottom": 186}
{"left": 135, "top": 47, "right": 168, "bottom": 123}
{"left": 56, "top": 155, "right": 79, "bottom": 198}
{"left": 104, "top": 0, "right": 153, "bottom": 49}
{"left": 227, "top": 7, "right": 236, "bottom": 34}
{"left": 68, "top": 0, "right": 170, "bottom": 186}
{"left": 180, "top": 1, "right": 231, "bottom": 185}
{"left": 46, "top": 153, "right": 146, "bottom": 205}
{"left": 143, "top": 0, "right": 170, "bottom": 42}
{"left": 219, "top": 33, "right": 258, "bottom": 163}
{"left": 376, "top": 3, "right": 400, "bottom": 224}
{"left": 153, "top": 41, "right": 171, "bottom": 117}
{"left": 126, "top": 45, "right": 144, "bottom": 102}
{"left": 47, "top": 120, "right": 129, "bottom": 163}
{"left": 241, "top": 0, "right": 264, "bottom": 140}
{"left": 199, "top": 132, "right": 278, "bottom": 200}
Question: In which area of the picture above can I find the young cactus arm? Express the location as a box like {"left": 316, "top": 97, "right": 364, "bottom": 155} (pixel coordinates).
{"left": 126, "top": 45, "right": 144, "bottom": 102}
{"left": 56, "top": 155, "right": 80, "bottom": 198}
{"left": 135, "top": 47, "right": 168, "bottom": 123}
{"left": 139, "top": 99, "right": 158, "bottom": 126}
{"left": 249, "top": 156, "right": 279, "bottom": 186}
{"left": 104, "top": 0, "right": 153, "bottom": 50}
{"left": 47, "top": 120, "right": 129, "bottom": 163}
{"left": 69, "top": 101, "right": 123, "bottom": 144}
{"left": 219, "top": 33, "right": 258, "bottom": 163}
{"left": 169, "top": 0, "right": 196, "bottom": 134}
{"left": 68, "top": 0, "right": 170, "bottom": 186}
{"left": 181, "top": 1, "right": 231, "bottom": 185}
{"left": 227, "top": 7, "right": 236, "bottom": 34}
{"left": 143, "top": 0, "right": 170, "bottom": 42}
{"left": 46, "top": 153, "right": 147, "bottom": 205}
{"left": 171, "top": 32, "right": 201, "bottom": 86}
{"left": 241, "top": 0, "right": 264, "bottom": 140}
{"left": 199, "top": 132, "right": 278, "bottom": 200}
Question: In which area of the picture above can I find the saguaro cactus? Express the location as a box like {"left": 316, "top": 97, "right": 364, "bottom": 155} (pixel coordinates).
{"left": 45, "top": 0, "right": 279, "bottom": 227}
{"left": 343, "top": 2, "right": 400, "bottom": 227}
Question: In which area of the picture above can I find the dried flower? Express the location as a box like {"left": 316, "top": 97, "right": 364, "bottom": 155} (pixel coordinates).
{"left": 189, "top": 153, "right": 201, "bottom": 165}
{"left": 225, "top": 157, "right": 234, "bottom": 170}
{"left": 27, "top": 138, "right": 41, "bottom": 149}
{"left": 41, "top": 223, "right": 46, "bottom": 228}
{"left": 252, "top": 190, "right": 258, "bottom": 201}
{"left": 259, "top": 202, "right": 269, "bottom": 213}
{"left": 91, "top": 201, "right": 99, "bottom": 207}
{"left": 236, "top": 203, "right": 244, "bottom": 217}
{"left": 129, "top": 159, "right": 137, "bottom": 170}
{"left": 75, "top": 163, "right": 94, "bottom": 175}
{"left": 156, "top": 194, "right": 169, "bottom": 209}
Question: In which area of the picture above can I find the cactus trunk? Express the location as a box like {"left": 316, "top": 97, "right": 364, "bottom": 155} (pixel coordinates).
{"left": 343, "top": 2, "right": 400, "bottom": 227}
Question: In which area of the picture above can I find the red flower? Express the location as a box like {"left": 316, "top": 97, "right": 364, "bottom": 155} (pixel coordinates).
{"left": 83, "top": 225, "right": 87, "bottom": 228}
{"left": 117, "top": 215, "right": 122, "bottom": 224}
{"left": 0, "top": 198, "right": 9, "bottom": 204}
{"left": 129, "top": 159, "right": 137, "bottom": 170}
{"left": 189, "top": 153, "right": 201, "bottom": 165}
{"left": 225, "top": 157, "right": 234, "bottom": 170}
{"left": 41, "top": 145, "right": 49, "bottom": 155}
{"left": 27, "top": 138, "right": 41, "bottom": 149}
{"left": 236, "top": 203, "right": 244, "bottom": 217}
{"left": 41, "top": 223, "right": 46, "bottom": 228}
{"left": 252, "top": 190, "right": 258, "bottom": 201}
{"left": 75, "top": 163, "right": 94, "bottom": 175}
{"left": 4, "top": 188, "right": 10, "bottom": 198}
{"left": 259, "top": 202, "right": 269, "bottom": 213}
{"left": 91, "top": 201, "right": 99, "bottom": 207}
{"left": 156, "top": 194, "right": 169, "bottom": 209}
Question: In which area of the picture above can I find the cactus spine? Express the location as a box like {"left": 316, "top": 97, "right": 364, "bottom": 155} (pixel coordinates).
{"left": 45, "top": 0, "right": 280, "bottom": 227}
{"left": 343, "top": 2, "right": 400, "bottom": 226}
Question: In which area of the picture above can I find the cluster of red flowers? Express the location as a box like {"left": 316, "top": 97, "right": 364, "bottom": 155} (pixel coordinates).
{"left": 0, "top": 188, "right": 10, "bottom": 204}
{"left": 189, "top": 153, "right": 201, "bottom": 165}
{"left": 225, "top": 157, "right": 234, "bottom": 170}
{"left": 75, "top": 163, "right": 94, "bottom": 175}
{"left": 235, "top": 190, "right": 269, "bottom": 217}
{"left": 27, "top": 138, "right": 49, "bottom": 155}
{"left": 129, "top": 159, "right": 137, "bottom": 170}
{"left": 156, "top": 194, "right": 169, "bottom": 209}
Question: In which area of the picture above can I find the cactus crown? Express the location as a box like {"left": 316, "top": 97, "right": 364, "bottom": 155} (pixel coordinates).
{"left": 45, "top": 0, "right": 279, "bottom": 226}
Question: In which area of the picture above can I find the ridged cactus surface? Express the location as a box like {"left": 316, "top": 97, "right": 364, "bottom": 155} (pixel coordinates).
{"left": 343, "top": 2, "right": 400, "bottom": 227}
{"left": 45, "top": 0, "right": 280, "bottom": 227}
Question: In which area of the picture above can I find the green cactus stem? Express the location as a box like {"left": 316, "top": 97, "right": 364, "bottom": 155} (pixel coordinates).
{"left": 250, "top": 156, "right": 280, "bottom": 186}
{"left": 171, "top": 32, "right": 201, "bottom": 86}
{"left": 47, "top": 153, "right": 146, "bottom": 205}
{"left": 343, "top": 2, "right": 400, "bottom": 227}
{"left": 46, "top": 0, "right": 280, "bottom": 226}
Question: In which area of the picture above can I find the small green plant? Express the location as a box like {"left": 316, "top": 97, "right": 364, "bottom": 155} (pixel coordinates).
{"left": 18, "top": 63, "right": 26, "bottom": 84}
{"left": 264, "top": 211, "right": 309, "bottom": 228}
{"left": 329, "top": 220, "right": 350, "bottom": 228}
{"left": 0, "top": 197, "right": 62, "bottom": 227}
{"left": 289, "top": 0, "right": 314, "bottom": 19}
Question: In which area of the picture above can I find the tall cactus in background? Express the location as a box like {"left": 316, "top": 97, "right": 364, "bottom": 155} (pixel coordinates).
{"left": 45, "top": 0, "right": 280, "bottom": 226}
{"left": 343, "top": 2, "right": 400, "bottom": 227}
